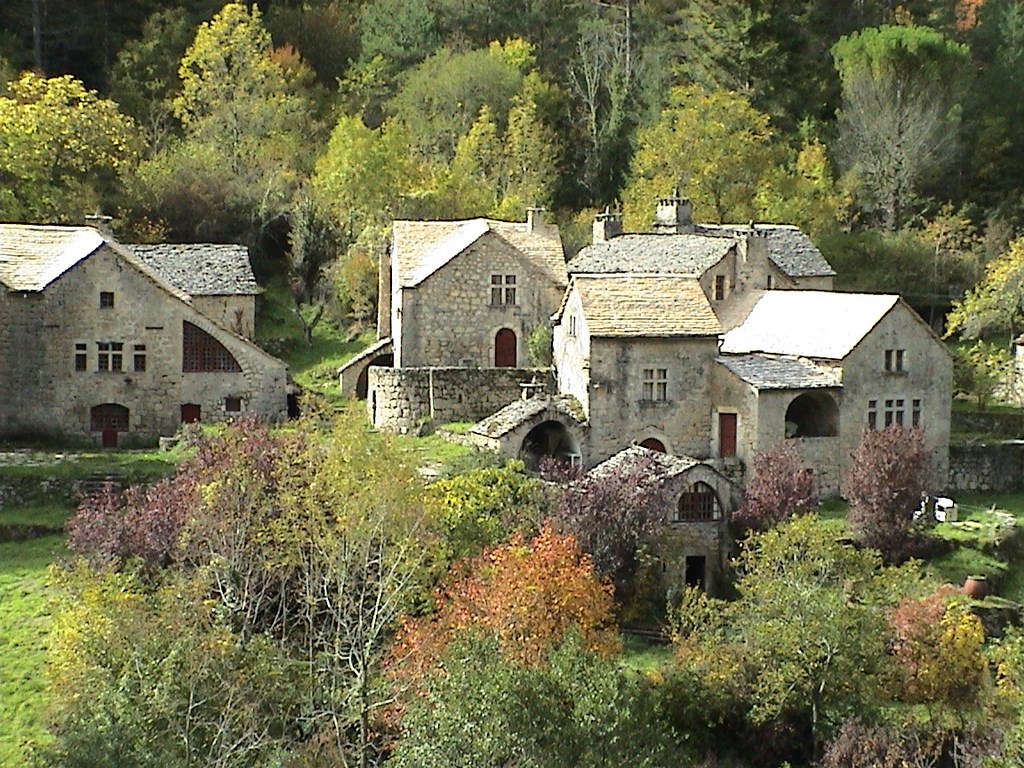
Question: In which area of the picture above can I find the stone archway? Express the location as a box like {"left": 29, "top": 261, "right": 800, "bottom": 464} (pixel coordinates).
{"left": 519, "top": 419, "right": 579, "bottom": 470}
{"left": 356, "top": 353, "right": 394, "bottom": 399}
{"left": 785, "top": 392, "right": 839, "bottom": 438}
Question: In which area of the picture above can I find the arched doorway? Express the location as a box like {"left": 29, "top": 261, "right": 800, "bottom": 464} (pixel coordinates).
{"left": 495, "top": 328, "right": 517, "bottom": 367}
{"left": 639, "top": 437, "right": 666, "bottom": 453}
{"left": 519, "top": 420, "right": 578, "bottom": 470}
{"left": 785, "top": 392, "right": 839, "bottom": 438}
{"left": 90, "top": 403, "right": 129, "bottom": 448}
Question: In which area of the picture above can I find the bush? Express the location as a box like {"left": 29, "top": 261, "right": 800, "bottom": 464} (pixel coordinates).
{"left": 734, "top": 441, "right": 818, "bottom": 532}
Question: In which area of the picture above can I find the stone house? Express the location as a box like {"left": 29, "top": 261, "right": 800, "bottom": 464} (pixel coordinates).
{"left": 340, "top": 210, "right": 570, "bottom": 431}
{"left": 547, "top": 198, "right": 952, "bottom": 494}
{"left": 579, "top": 445, "right": 741, "bottom": 595}
{"left": 0, "top": 224, "right": 287, "bottom": 446}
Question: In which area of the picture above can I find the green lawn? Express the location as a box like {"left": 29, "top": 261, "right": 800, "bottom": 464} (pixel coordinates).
{"left": 0, "top": 535, "right": 65, "bottom": 767}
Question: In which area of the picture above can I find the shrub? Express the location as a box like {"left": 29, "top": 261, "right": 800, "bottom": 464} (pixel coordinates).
{"left": 734, "top": 441, "right": 818, "bottom": 532}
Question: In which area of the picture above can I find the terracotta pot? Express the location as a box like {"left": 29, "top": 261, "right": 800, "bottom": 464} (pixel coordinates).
{"left": 964, "top": 575, "right": 989, "bottom": 599}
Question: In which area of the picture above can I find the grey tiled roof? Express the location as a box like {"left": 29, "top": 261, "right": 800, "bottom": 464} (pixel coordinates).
{"left": 717, "top": 354, "right": 842, "bottom": 390}
{"left": 695, "top": 223, "right": 835, "bottom": 277}
{"left": 585, "top": 445, "right": 701, "bottom": 484}
{"left": 0, "top": 224, "right": 104, "bottom": 290}
{"left": 129, "top": 243, "right": 258, "bottom": 296}
{"left": 470, "top": 394, "right": 585, "bottom": 439}
{"left": 568, "top": 234, "right": 733, "bottom": 276}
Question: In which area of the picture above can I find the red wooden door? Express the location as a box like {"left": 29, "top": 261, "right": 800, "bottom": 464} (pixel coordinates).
{"left": 181, "top": 403, "right": 201, "bottom": 424}
{"left": 101, "top": 429, "right": 118, "bottom": 448}
{"left": 495, "top": 328, "right": 517, "bottom": 367}
{"left": 719, "top": 413, "right": 737, "bottom": 458}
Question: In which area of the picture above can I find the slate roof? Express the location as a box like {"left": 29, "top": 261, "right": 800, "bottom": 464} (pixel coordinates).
{"left": 585, "top": 444, "right": 702, "bottom": 484}
{"left": 470, "top": 394, "right": 586, "bottom": 439}
{"left": 717, "top": 353, "right": 842, "bottom": 390}
{"left": 129, "top": 243, "right": 257, "bottom": 296}
{"left": 0, "top": 224, "right": 104, "bottom": 290}
{"left": 393, "top": 218, "right": 568, "bottom": 289}
{"left": 568, "top": 233, "right": 733, "bottom": 276}
{"left": 695, "top": 223, "right": 835, "bottom": 278}
{"left": 720, "top": 291, "right": 899, "bottom": 359}
{"left": 563, "top": 274, "right": 721, "bottom": 337}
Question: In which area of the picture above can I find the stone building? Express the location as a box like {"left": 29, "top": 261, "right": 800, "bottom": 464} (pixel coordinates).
{"left": 547, "top": 198, "right": 953, "bottom": 494}
{"left": 0, "top": 224, "right": 287, "bottom": 446}
{"left": 339, "top": 210, "right": 570, "bottom": 430}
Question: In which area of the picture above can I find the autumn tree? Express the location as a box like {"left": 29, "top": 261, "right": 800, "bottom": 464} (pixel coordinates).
{"left": 621, "top": 85, "right": 778, "bottom": 227}
{"left": 735, "top": 440, "right": 819, "bottom": 532}
{"left": 842, "top": 425, "right": 932, "bottom": 563}
{"left": 832, "top": 24, "right": 970, "bottom": 230}
{"left": 0, "top": 72, "right": 141, "bottom": 222}
{"left": 947, "top": 236, "right": 1024, "bottom": 344}
{"left": 394, "top": 524, "right": 618, "bottom": 676}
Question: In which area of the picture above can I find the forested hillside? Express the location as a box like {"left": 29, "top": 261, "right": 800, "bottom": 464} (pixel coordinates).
{"left": 1, "top": 0, "right": 1022, "bottom": 333}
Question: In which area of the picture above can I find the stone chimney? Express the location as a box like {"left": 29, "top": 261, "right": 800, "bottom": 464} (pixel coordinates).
{"left": 652, "top": 191, "right": 693, "bottom": 234}
{"left": 526, "top": 206, "right": 544, "bottom": 233}
{"left": 377, "top": 240, "right": 393, "bottom": 340}
{"left": 592, "top": 207, "right": 623, "bottom": 243}
{"left": 84, "top": 213, "right": 115, "bottom": 240}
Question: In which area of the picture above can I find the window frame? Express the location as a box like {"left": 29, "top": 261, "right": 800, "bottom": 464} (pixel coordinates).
{"left": 99, "top": 291, "right": 114, "bottom": 309}
{"left": 490, "top": 273, "right": 517, "bottom": 306}
{"left": 641, "top": 367, "right": 668, "bottom": 402}
{"left": 74, "top": 343, "right": 87, "bottom": 372}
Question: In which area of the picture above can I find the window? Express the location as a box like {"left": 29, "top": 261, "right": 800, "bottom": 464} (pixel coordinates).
{"left": 912, "top": 398, "right": 922, "bottom": 427}
{"left": 675, "top": 482, "right": 720, "bottom": 522}
{"left": 225, "top": 396, "right": 242, "bottom": 413}
{"left": 568, "top": 314, "right": 577, "bottom": 337}
{"left": 74, "top": 343, "right": 87, "bottom": 371}
{"left": 714, "top": 275, "right": 726, "bottom": 300}
{"left": 96, "top": 342, "right": 124, "bottom": 372}
{"left": 867, "top": 399, "right": 877, "bottom": 429}
{"left": 490, "top": 274, "right": 517, "bottom": 306}
{"left": 885, "top": 349, "right": 906, "bottom": 372}
{"left": 884, "top": 398, "right": 905, "bottom": 427}
{"left": 183, "top": 321, "right": 241, "bottom": 372}
{"left": 133, "top": 344, "right": 146, "bottom": 372}
{"left": 767, "top": 274, "right": 774, "bottom": 289}
{"left": 99, "top": 291, "right": 114, "bottom": 308}
{"left": 642, "top": 368, "right": 668, "bottom": 401}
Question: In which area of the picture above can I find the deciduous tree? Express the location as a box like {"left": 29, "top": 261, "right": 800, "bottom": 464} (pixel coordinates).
{"left": 735, "top": 440, "right": 819, "bottom": 532}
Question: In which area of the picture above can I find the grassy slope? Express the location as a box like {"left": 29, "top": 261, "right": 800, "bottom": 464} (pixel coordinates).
{"left": 0, "top": 535, "right": 65, "bottom": 766}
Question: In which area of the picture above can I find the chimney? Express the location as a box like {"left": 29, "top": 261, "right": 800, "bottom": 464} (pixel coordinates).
{"left": 652, "top": 190, "right": 693, "bottom": 234}
{"left": 84, "top": 213, "right": 115, "bottom": 240}
{"left": 526, "top": 206, "right": 544, "bottom": 233}
{"left": 592, "top": 207, "right": 622, "bottom": 243}
{"left": 377, "top": 239, "right": 393, "bottom": 340}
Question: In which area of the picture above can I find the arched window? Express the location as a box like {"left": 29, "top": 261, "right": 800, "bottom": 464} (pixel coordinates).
{"left": 675, "top": 482, "right": 720, "bottom": 522}
{"left": 183, "top": 321, "right": 241, "bottom": 372}
{"left": 639, "top": 437, "right": 666, "bottom": 453}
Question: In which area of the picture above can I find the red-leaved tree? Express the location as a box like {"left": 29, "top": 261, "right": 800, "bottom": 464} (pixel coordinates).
{"left": 734, "top": 441, "right": 819, "bottom": 532}
{"left": 842, "top": 425, "right": 931, "bottom": 562}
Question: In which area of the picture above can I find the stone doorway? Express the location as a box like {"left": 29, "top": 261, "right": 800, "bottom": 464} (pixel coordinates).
{"left": 495, "top": 328, "right": 517, "bottom": 367}
{"left": 181, "top": 403, "right": 201, "bottom": 424}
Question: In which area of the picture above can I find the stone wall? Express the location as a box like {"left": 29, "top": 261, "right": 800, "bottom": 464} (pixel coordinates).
{"left": 368, "top": 366, "right": 551, "bottom": 434}
{"left": 949, "top": 441, "right": 1024, "bottom": 493}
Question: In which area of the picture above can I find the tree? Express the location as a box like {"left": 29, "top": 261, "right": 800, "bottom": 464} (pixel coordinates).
{"left": 735, "top": 440, "right": 819, "bottom": 532}
{"left": 621, "top": 85, "right": 778, "bottom": 227}
{"left": 842, "top": 425, "right": 932, "bottom": 563}
{"left": 888, "top": 584, "right": 986, "bottom": 711}
{"left": 0, "top": 72, "right": 141, "bottom": 222}
{"left": 832, "top": 24, "right": 970, "bottom": 230}
{"left": 952, "top": 340, "right": 1013, "bottom": 410}
{"left": 947, "top": 237, "right": 1024, "bottom": 344}
{"left": 394, "top": 524, "right": 618, "bottom": 675}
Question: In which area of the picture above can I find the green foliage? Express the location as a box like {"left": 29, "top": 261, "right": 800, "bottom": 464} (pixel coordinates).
{"left": 947, "top": 237, "right": 1024, "bottom": 343}
{"left": 357, "top": 0, "right": 440, "bottom": 74}
{"left": 833, "top": 24, "right": 970, "bottom": 229}
{"left": 526, "top": 324, "right": 553, "bottom": 367}
{"left": 622, "top": 85, "right": 778, "bottom": 226}
{"left": 391, "top": 634, "right": 689, "bottom": 768}
{"left": 426, "top": 461, "right": 551, "bottom": 562}
{"left": 953, "top": 340, "right": 1013, "bottom": 409}
{"left": 0, "top": 72, "right": 142, "bottom": 222}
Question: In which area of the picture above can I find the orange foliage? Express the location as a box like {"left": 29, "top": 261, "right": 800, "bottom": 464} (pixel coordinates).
{"left": 956, "top": 0, "right": 984, "bottom": 31}
{"left": 393, "top": 523, "right": 619, "bottom": 677}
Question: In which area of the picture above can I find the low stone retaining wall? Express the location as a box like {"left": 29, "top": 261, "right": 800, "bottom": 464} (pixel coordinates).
{"left": 367, "top": 367, "right": 553, "bottom": 435}
{"left": 949, "top": 441, "right": 1024, "bottom": 493}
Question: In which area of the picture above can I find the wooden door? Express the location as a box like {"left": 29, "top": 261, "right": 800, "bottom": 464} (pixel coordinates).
{"left": 719, "top": 413, "right": 737, "bottom": 458}
{"left": 101, "top": 429, "right": 118, "bottom": 448}
{"left": 494, "top": 328, "right": 517, "bottom": 367}
{"left": 180, "top": 403, "right": 201, "bottom": 424}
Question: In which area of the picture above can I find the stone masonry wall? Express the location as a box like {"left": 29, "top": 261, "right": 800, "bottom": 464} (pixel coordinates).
{"left": 949, "top": 441, "right": 1024, "bottom": 493}
{"left": 368, "top": 367, "right": 550, "bottom": 434}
